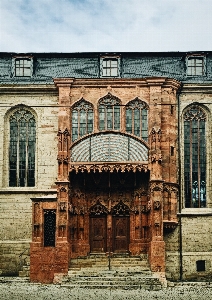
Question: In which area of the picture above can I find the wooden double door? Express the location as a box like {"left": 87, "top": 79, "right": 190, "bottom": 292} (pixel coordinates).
{"left": 90, "top": 215, "right": 130, "bottom": 253}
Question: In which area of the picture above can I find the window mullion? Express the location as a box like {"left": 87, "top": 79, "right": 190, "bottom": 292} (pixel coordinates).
{"left": 190, "top": 120, "right": 193, "bottom": 207}
{"left": 140, "top": 108, "right": 142, "bottom": 138}
{"left": 77, "top": 110, "right": 80, "bottom": 139}
{"left": 132, "top": 109, "right": 134, "bottom": 135}
{"left": 16, "top": 122, "right": 20, "bottom": 187}
{"left": 25, "top": 121, "right": 29, "bottom": 187}
{"left": 197, "top": 119, "right": 201, "bottom": 207}
{"left": 112, "top": 106, "right": 114, "bottom": 130}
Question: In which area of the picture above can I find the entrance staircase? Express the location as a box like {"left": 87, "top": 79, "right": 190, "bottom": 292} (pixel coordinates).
{"left": 61, "top": 254, "right": 163, "bottom": 290}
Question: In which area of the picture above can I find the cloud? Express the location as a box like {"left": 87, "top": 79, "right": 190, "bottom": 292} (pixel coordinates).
{"left": 0, "top": 0, "right": 212, "bottom": 52}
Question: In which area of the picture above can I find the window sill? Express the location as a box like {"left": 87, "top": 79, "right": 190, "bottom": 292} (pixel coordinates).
{"left": 179, "top": 208, "right": 212, "bottom": 216}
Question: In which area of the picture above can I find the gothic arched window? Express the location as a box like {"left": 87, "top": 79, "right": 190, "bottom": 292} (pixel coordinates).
{"left": 71, "top": 99, "right": 94, "bottom": 142}
{"left": 126, "top": 98, "right": 148, "bottom": 141}
{"left": 184, "top": 105, "right": 206, "bottom": 208}
{"left": 9, "top": 108, "right": 36, "bottom": 187}
{"left": 98, "top": 93, "right": 121, "bottom": 131}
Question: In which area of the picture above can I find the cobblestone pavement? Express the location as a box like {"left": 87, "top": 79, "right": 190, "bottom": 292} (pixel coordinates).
{"left": 0, "top": 278, "right": 212, "bottom": 300}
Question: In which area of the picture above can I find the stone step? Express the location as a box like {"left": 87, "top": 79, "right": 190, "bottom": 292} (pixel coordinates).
{"left": 68, "top": 270, "right": 152, "bottom": 277}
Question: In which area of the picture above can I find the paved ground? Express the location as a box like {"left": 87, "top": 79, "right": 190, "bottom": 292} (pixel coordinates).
{"left": 0, "top": 278, "right": 212, "bottom": 300}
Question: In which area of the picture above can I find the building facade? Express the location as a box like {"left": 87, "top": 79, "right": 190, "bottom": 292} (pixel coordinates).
{"left": 0, "top": 52, "right": 212, "bottom": 282}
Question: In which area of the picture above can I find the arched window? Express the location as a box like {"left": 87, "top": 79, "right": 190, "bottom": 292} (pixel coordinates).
{"left": 9, "top": 108, "right": 36, "bottom": 187}
{"left": 184, "top": 105, "right": 206, "bottom": 208}
{"left": 98, "top": 93, "right": 120, "bottom": 131}
{"left": 71, "top": 99, "right": 94, "bottom": 142}
{"left": 126, "top": 98, "right": 148, "bottom": 141}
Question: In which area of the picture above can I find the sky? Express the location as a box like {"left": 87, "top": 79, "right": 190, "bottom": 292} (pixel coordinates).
{"left": 0, "top": 0, "right": 212, "bottom": 53}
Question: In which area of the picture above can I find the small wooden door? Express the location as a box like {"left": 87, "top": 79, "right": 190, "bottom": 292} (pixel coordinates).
{"left": 113, "top": 216, "right": 129, "bottom": 252}
{"left": 90, "top": 216, "right": 106, "bottom": 252}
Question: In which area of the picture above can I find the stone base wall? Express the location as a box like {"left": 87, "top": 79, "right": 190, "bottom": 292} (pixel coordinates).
{"left": 0, "top": 240, "right": 30, "bottom": 275}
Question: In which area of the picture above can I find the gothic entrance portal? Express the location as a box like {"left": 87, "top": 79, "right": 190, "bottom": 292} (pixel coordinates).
{"left": 89, "top": 201, "right": 108, "bottom": 253}
{"left": 112, "top": 201, "right": 130, "bottom": 253}
{"left": 69, "top": 170, "right": 150, "bottom": 257}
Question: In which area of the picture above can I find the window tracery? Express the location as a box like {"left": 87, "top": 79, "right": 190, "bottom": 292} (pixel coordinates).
{"left": 126, "top": 98, "right": 148, "bottom": 141}
{"left": 98, "top": 93, "right": 121, "bottom": 131}
{"left": 9, "top": 108, "right": 36, "bottom": 187}
{"left": 183, "top": 105, "right": 206, "bottom": 208}
{"left": 71, "top": 99, "right": 94, "bottom": 142}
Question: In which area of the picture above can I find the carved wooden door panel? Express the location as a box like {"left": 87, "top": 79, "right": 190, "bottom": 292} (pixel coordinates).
{"left": 90, "top": 217, "right": 106, "bottom": 252}
{"left": 112, "top": 216, "right": 129, "bottom": 252}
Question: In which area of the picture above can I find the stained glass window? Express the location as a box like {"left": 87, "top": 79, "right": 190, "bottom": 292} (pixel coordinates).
{"left": 71, "top": 99, "right": 94, "bottom": 142}
{"left": 125, "top": 98, "right": 148, "bottom": 141}
{"left": 184, "top": 105, "right": 206, "bottom": 208}
{"left": 9, "top": 108, "right": 36, "bottom": 187}
{"left": 98, "top": 93, "right": 120, "bottom": 131}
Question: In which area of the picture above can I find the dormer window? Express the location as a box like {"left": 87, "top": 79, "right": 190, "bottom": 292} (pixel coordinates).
{"left": 186, "top": 56, "right": 205, "bottom": 76}
{"left": 100, "top": 56, "right": 120, "bottom": 77}
{"left": 12, "top": 56, "right": 33, "bottom": 77}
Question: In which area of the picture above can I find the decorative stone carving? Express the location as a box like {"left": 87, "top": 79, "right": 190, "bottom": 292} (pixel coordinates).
{"left": 150, "top": 128, "right": 162, "bottom": 143}
{"left": 112, "top": 200, "right": 130, "bottom": 216}
{"left": 60, "top": 187, "right": 67, "bottom": 192}
{"left": 59, "top": 202, "right": 67, "bottom": 211}
{"left": 57, "top": 155, "right": 69, "bottom": 164}
{"left": 154, "top": 200, "right": 161, "bottom": 210}
{"left": 90, "top": 200, "right": 108, "bottom": 215}
{"left": 73, "top": 189, "right": 85, "bottom": 199}
{"left": 150, "top": 153, "right": 162, "bottom": 163}
{"left": 149, "top": 181, "right": 163, "bottom": 193}
{"left": 70, "top": 162, "right": 149, "bottom": 174}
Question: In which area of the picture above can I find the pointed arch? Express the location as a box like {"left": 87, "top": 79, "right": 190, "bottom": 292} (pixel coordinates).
{"left": 183, "top": 104, "right": 207, "bottom": 208}
{"left": 98, "top": 93, "right": 121, "bottom": 131}
{"left": 125, "top": 98, "right": 149, "bottom": 141}
{"left": 8, "top": 106, "right": 36, "bottom": 187}
{"left": 71, "top": 98, "right": 94, "bottom": 142}
{"left": 112, "top": 200, "right": 130, "bottom": 216}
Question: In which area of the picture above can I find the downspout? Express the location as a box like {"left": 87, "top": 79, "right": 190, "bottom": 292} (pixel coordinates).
{"left": 177, "top": 84, "right": 183, "bottom": 281}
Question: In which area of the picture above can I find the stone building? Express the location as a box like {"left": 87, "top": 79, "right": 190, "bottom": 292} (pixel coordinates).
{"left": 0, "top": 52, "right": 212, "bottom": 283}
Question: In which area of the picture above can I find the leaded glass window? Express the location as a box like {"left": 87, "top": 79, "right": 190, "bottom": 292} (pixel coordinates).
{"left": 71, "top": 99, "right": 94, "bottom": 142}
{"left": 184, "top": 105, "right": 206, "bottom": 208}
{"left": 126, "top": 98, "right": 148, "bottom": 141}
{"left": 9, "top": 108, "right": 36, "bottom": 187}
{"left": 98, "top": 93, "right": 120, "bottom": 131}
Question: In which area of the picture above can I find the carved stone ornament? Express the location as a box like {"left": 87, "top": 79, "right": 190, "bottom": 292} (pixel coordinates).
{"left": 150, "top": 128, "right": 162, "bottom": 143}
{"left": 90, "top": 200, "right": 108, "bottom": 216}
{"left": 57, "top": 155, "right": 69, "bottom": 164}
{"left": 149, "top": 181, "right": 163, "bottom": 193}
{"left": 70, "top": 163, "right": 149, "bottom": 174}
{"left": 59, "top": 202, "right": 67, "bottom": 211}
{"left": 163, "top": 183, "right": 179, "bottom": 195}
{"left": 60, "top": 186, "right": 67, "bottom": 193}
{"left": 150, "top": 153, "right": 162, "bottom": 163}
{"left": 73, "top": 189, "right": 85, "bottom": 199}
{"left": 153, "top": 200, "right": 161, "bottom": 210}
{"left": 112, "top": 200, "right": 130, "bottom": 216}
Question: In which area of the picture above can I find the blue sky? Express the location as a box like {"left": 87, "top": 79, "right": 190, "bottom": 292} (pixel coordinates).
{"left": 0, "top": 0, "right": 211, "bottom": 52}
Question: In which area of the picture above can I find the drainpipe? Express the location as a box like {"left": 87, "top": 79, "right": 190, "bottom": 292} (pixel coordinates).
{"left": 177, "top": 84, "right": 183, "bottom": 281}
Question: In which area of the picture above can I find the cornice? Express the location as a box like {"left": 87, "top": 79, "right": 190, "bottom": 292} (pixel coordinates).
{"left": 53, "top": 77, "right": 182, "bottom": 90}
{"left": 0, "top": 84, "right": 57, "bottom": 95}
{"left": 181, "top": 83, "right": 212, "bottom": 93}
